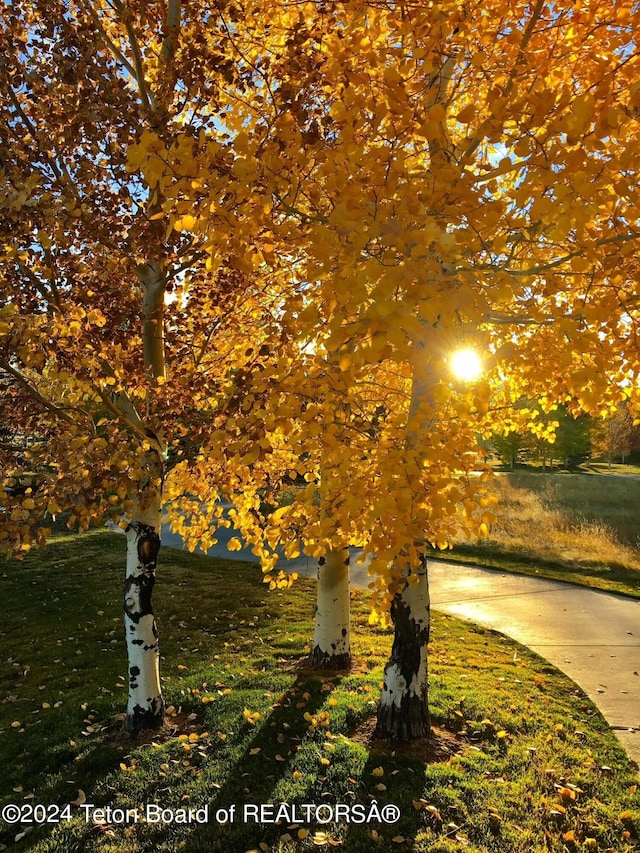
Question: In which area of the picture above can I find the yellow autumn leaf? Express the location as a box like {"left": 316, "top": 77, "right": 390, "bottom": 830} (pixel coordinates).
{"left": 456, "top": 104, "right": 476, "bottom": 123}
{"left": 558, "top": 787, "right": 576, "bottom": 800}
{"left": 427, "top": 104, "right": 446, "bottom": 122}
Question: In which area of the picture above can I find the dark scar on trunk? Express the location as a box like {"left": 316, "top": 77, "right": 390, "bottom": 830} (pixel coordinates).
{"left": 136, "top": 524, "right": 161, "bottom": 568}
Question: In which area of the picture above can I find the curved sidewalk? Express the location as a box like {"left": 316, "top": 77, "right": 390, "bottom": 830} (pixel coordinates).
{"left": 426, "top": 562, "right": 640, "bottom": 766}
{"left": 161, "top": 526, "right": 640, "bottom": 766}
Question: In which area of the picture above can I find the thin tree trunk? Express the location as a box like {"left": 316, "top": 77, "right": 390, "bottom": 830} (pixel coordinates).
{"left": 309, "top": 546, "right": 351, "bottom": 669}
{"left": 375, "top": 557, "right": 430, "bottom": 740}
{"left": 373, "top": 335, "right": 434, "bottom": 740}
{"left": 120, "top": 260, "right": 167, "bottom": 732}
{"left": 123, "top": 459, "right": 165, "bottom": 732}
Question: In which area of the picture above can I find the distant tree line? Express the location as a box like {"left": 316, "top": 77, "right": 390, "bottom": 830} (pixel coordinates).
{"left": 487, "top": 403, "right": 639, "bottom": 471}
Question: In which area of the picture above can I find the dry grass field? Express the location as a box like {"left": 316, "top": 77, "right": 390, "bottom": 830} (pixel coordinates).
{"left": 487, "top": 472, "right": 640, "bottom": 567}
{"left": 443, "top": 471, "right": 640, "bottom": 597}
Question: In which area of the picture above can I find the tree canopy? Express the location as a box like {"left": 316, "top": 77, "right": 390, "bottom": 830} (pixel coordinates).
{"left": 2, "top": 0, "right": 640, "bottom": 575}
{"left": 2, "top": 2, "right": 640, "bottom": 720}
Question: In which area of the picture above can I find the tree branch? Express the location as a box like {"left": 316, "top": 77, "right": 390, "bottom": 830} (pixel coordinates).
{"left": 76, "top": 0, "right": 137, "bottom": 80}
{"left": 161, "top": 0, "right": 181, "bottom": 65}
{"left": 459, "top": 0, "right": 545, "bottom": 166}
{"left": 111, "top": 0, "right": 156, "bottom": 112}
{"left": 461, "top": 231, "right": 640, "bottom": 277}
{"left": 17, "top": 263, "right": 62, "bottom": 312}
{"left": 0, "top": 359, "right": 76, "bottom": 424}
{"left": 93, "top": 383, "right": 152, "bottom": 447}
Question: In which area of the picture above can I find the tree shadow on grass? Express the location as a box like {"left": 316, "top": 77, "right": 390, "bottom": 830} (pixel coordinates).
{"left": 152, "top": 664, "right": 348, "bottom": 853}
{"left": 181, "top": 700, "right": 467, "bottom": 853}
{"left": 337, "top": 715, "right": 469, "bottom": 852}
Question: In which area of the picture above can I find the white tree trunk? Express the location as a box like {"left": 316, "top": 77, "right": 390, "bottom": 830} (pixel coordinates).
{"left": 375, "top": 557, "right": 430, "bottom": 740}
{"left": 309, "top": 546, "right": 351, "bottom": 669}
{"left": 123, "top": 486, "right": 165, "bottom": 733}
{"left": 118, "top": 260, "right": 167, "bottom": 733}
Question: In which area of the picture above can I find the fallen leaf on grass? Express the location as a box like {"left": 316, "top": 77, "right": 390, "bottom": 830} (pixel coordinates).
{"left": 557, "top": 787, "right": 576, "bottom": 801}
{"left": 70, "top": 790, "right": 86, "bottom": 807}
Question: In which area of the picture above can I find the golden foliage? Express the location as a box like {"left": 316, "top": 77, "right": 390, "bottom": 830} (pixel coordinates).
{"left": 1, "top": 0, "right": 640, "bottom": 606}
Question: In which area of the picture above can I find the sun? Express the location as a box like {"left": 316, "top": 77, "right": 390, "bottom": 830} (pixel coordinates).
{"left": 450, "top": 348, "right": 483, "bottom": 382}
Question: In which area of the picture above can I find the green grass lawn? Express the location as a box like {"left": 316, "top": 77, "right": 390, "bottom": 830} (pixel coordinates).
{"left": 0, "top": 530, "right": 638, "bottom": 853}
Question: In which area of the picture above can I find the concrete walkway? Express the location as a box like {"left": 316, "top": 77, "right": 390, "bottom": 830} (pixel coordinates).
{"left": 426, "top": 562, "right": 640, "bottom": 765}
{"left": 161, "top": 525, "right": 640, "bottom": 766}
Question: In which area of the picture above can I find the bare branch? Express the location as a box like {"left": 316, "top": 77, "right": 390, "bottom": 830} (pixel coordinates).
{"left": 485, "top": 312, "right": 555, "bottom": 326}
